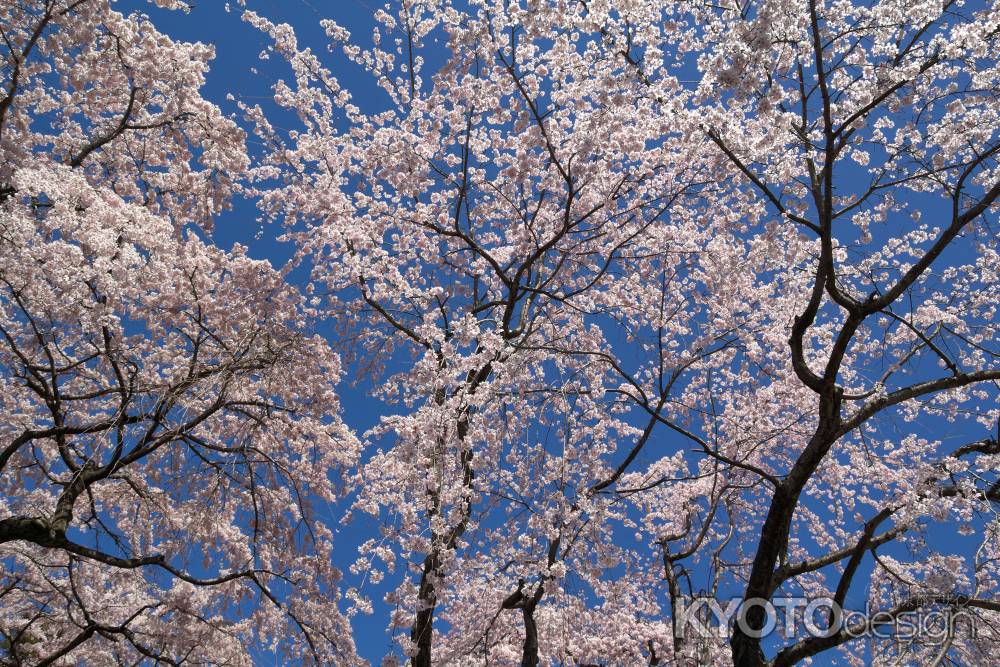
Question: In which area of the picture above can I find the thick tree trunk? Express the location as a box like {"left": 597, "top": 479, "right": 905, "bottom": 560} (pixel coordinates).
{"left": 731, "top": 387, "right": 844, "bottom": 666}
{"left": 521, "top": 599, "right": 539, "bottom": 667}
{"left": 411, "top": 557, "right": 437, "bottom": 667}
{"left": 730, "top": 484, "right": 799, "bottom": 667}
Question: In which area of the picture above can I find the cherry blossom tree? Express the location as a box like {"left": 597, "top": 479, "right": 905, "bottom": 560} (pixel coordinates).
{"left": 690, "top": 0, "right": 1000, "bottom": 664}
{"left": 248, "top": 0, "right": 1000, "bottom": 665}
{"left": 244, "top": 3, "right": 777, "bottom": 664}
{"left": 1, "top": 1, "right": 361, "bottom": 664}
